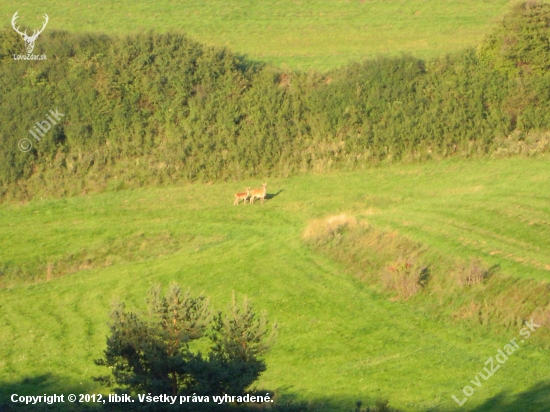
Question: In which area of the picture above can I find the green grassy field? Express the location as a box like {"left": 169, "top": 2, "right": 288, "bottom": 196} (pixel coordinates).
{"left": 2, "top": 1, "right": 549, "bottom": 410}
{"left": 2, "top": 0, "right": 516, "bottom": 70}
{"left": 1, "top": 157, "right": 549, "bottom": 411}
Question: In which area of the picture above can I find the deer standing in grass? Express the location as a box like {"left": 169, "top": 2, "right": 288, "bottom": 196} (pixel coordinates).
{"left": 249, "top": 182, "right": 267, "bottom": 204}
{"left": 234, "top": 187, "right": 250, "bottom": 205}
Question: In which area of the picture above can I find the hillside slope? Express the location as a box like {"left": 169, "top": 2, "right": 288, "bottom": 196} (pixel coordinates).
{"left": 1, "top": 158, "right": 549, "bottom": 411}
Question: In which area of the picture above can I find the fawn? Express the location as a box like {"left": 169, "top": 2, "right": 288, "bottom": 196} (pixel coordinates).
{"left": 234, "top": 187, "right": 250, "bottom": 205}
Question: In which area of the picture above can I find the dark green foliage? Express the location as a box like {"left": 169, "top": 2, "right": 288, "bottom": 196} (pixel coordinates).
{"left": 354, "top": 400, "right": 400, "bottom": 412}
{"left": 306, "top": 52, "right": 512, "bottom": 162}
{"left": 94, "top": 285, "right": 212, "bottom": 396}
{"left": 2, "top": 2, "right": 550, "bottom": 201}
{"left": 203, "top": 294, "right": 277, "bottom": 396}
{"left": 475, "top": 1, "right": 550, "bottom": 133}
{"left": 94, "top": 285, "right": 277, "bottom": 403}
{"left": 478, "top": 1, "right": 550, "bottom": 77}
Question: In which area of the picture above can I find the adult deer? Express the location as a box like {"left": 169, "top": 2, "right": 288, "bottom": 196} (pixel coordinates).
{"left": 249, "top": 182, "right": 267, "bottom": 204}
{"left": 234, "top": 187, "right": 250, "bottom": 205}
{"left": 12, "top": 11, "right": 49, "bottom": 54}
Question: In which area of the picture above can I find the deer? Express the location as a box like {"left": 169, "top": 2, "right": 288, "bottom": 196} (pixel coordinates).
{"left": 234, "top": 187, "right": 250, "bottom": 205}
{"left": 12, "top": 11, "right": 49, "bottom": 54}
{"left": 249, "top": 182, "right": 267, "bottom": 204}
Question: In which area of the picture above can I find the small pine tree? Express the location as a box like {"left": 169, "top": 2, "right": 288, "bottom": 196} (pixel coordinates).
{"left": 94, "top": 284, "right": 211, "bottom": 396}
{"left": 203, "top": 292, "right": 277, "bottom": 395}
{"left": 94, "top": 284, "right": 276, "bottom": 399}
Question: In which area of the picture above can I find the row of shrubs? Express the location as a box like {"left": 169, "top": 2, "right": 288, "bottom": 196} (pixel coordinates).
{"left": 1, "top": 2, "right": 550, "bottom": 201}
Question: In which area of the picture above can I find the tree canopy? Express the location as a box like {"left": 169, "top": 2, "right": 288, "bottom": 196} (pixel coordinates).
{"left": 94, "top": 284, "right": 277, "bottom": 405}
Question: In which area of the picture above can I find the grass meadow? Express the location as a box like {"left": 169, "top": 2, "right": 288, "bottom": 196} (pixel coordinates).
{"left": 1, "top": 0, "right": 516, "bottom": 71}
{"left": 1, "top": 1, "right": 549, "bottom": 410}
{"left": 1, "top": 157, "right": 549, "bottom": 411}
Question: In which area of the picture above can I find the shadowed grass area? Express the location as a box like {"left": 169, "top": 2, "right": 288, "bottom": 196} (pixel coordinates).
{"left": 0, "top": 157, "right": 549, "bottom": 411}
{"left": 1, "top": 0, "right": 516, "bottom": 71}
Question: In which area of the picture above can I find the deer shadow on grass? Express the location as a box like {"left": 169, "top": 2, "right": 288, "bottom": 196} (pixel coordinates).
{"left": 264, "top": 189, "right": 283, "bottom": 201}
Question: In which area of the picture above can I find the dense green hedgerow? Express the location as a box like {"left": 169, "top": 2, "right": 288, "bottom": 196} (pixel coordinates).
{"left": 2, "top": 2, "right": 550, "bottom": 201}
{"left": 478, "top": 0, "right": 550, "bottom": 77}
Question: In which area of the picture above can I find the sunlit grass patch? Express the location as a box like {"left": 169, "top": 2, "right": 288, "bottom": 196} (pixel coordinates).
{"left": 0, "top": 0, "right": 515, "bottom": 71}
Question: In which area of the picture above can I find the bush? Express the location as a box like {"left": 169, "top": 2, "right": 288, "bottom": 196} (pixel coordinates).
{"left": 455, "top": 258, "right": 490, "bottom": 286}
{"left": 381, "top": 260, "right": 429, "bottom": 300}
{"left": 94, "top": 284, "right": 277, "bottom": 403}
{"left": 477, "top": 1, "right": 550, "bottom": 77}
